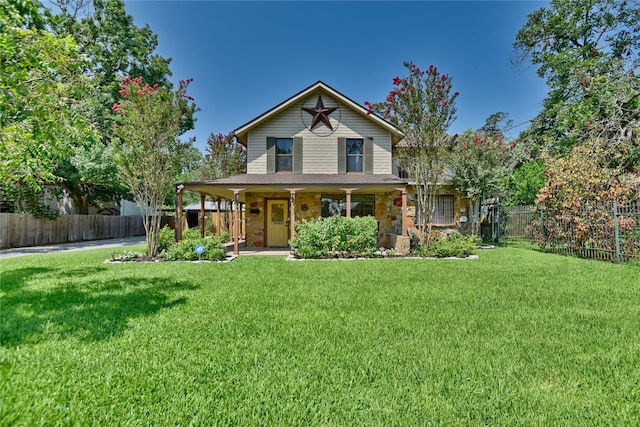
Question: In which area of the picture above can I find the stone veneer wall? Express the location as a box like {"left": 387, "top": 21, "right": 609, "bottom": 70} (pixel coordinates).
{"left": 243, "top": 187, "right": 469, "bottom": 248}
{"left": 243, "top": 190, "right": 404, "bottom": 248}
{"left": 405, "top": 185, "right": 470, "bottom": 235}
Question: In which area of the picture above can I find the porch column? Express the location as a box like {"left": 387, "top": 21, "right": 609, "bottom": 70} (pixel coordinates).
{"left": 199, "top": 194, "right": 206, "bottom": 238}
{"left": 175, "top": 184, "right": 184, "bottom": 242}
{"left": 289, "top": 191, "right": 296, "bottom": 240}
{"left": 401, "top": 189, "right": 408, "bottom": 237}
{"left": 216, "top": 197, "right": 221, "bottom": 237}
{"left": 345, "top": 190, "right": 352, "bottom": 218}
{"left": 233, "top": 191, "right": 240, "bottom": 255}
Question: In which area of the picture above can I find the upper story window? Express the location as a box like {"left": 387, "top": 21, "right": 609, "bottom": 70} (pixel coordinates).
{"left": 276, "top": 138, "right": 293, "bottom": 172}
{"left": 346, "top": 138, "right": 363, "bottom": 172}
{"left": 338, "top": 137, "right": 372, "bottom": 174}
{"left": 267, "top": 137, "right": 302, "bottom": 174}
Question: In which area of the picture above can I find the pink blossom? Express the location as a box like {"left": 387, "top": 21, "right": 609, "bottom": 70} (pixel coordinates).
{"left": 392, "top": 76, "right": 401, "bottom": 85}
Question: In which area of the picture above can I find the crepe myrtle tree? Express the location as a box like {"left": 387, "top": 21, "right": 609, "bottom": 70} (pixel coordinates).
{"left": 112, "top": 76, "right": 197, "bottom": 257}
{"left": 201, "top": 132, "right": 246, "bottom": 179}
{"left": 367, "top": 62, "right": 459, "bottom": 245}
{"left": 449, "top": 131, "right": 516, "bottom": 236}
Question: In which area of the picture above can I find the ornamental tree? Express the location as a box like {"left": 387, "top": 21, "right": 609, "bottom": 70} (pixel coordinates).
{"left": 449, "top": 131, "right": 515, "bottom": 236}
{"left": 112, "top": 76, "right": 197, "bottom": 257}
{"left": 367, "top": 62, "right": 459, "bottom": 245}
{"left": 201, "top": 132, "right": 247, "bottom": 179}
{"left": 532, "top": 142, "right": 639, "bottom": 253}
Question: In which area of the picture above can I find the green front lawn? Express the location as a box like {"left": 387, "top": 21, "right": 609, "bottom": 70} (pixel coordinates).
{"left": 1, "top": 248, "right": 639, "bottom": 425}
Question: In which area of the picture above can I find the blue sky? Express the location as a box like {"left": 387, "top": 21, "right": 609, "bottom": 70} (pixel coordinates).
{"left": 123, "top": 0, "right": 549, "bottom": 153}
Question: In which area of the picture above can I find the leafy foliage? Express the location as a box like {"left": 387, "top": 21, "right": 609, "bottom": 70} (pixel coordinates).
{"left": 164, "top": 236, "right": 226, "bottom": 262}
{"left": 504, "top": 160, "right": 547, "bottom": 206}
{"left": 449, "top": 130, "right": 515, "bottom": 235}
{"left": 513, "top": 0, "right": 640, "bottom": 254}
{"left": 368, "top": 62, "right": 459, "bottom": 245}
{"left": 413, "top": 233, "right": 481, "bottom": 258}
{"left": 201, "top": 133, "right": 246, "bottom": 179}
{"left": 289, "top": 215, "right": 378, "bottom": 258}
{"left": 157, "top": 225, "right": 226, "bottom": 261}
{"left": 0, "top": 0, "right": 99, "bottom": 217}
{"left": 513, "top": 0, "right": 640, "bottom": 159}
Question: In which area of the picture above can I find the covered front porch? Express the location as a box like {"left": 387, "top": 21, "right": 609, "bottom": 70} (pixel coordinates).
{"left": 176, "top": 174, "right": 409, "bottom": 255}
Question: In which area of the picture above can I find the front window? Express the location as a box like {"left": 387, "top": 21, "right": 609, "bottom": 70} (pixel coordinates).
{"left": 321, "top": 194, "right": 375, "bottom": 217}
{"left": 346, "top": 138, "right": 363, "bottom": 172}
{"left": 276, "top": 138, "right": 292, "bottom": 172}
{"left": 433, "top": 195, "right": 454, "bottom": 224}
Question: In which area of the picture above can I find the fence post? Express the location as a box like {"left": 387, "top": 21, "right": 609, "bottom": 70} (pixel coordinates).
{"left": 540, "top": 207, "right": 546, "bottom": 253}
{"left": 613, "top": 200, "right": 621, "bottom": 264}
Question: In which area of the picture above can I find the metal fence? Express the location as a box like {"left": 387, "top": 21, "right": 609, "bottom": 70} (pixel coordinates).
{"left": 502, "top": 202, "right": 640, "bottom": 263}
{"left": 0, "top": 213, "right": 145, "bottom": 249}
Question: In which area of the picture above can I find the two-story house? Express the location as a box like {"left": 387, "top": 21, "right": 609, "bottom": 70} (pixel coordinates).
{"left": 176, "top": 81, "right": 467, "bottom": 254}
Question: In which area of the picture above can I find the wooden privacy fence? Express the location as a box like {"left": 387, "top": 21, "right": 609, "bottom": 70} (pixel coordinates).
{"left": 0, "top": 213, "right": 145, "bottom": 249}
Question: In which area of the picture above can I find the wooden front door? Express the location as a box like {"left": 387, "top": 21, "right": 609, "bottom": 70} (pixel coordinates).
{"left": 266, "top": 199, "right": 289, "bottom": 247}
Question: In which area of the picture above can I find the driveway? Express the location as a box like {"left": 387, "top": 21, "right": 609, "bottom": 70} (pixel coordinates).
{"left": 0, "top": 236, "right": 146, "bottom": 259}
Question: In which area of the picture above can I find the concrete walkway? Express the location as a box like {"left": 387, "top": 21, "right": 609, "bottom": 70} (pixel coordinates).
{"left": 0, "top": 236, "right": 146, "bottom": 259}
{"left": 0, "top": 237, "right": 291, "bottom": 259}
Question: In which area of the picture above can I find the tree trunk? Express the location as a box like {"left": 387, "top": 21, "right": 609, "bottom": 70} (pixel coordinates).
{"left": 73, "top": 195, "right": 90, "bottom": 215}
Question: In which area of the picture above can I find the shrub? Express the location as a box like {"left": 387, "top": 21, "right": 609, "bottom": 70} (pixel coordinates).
{"left": 290, "top": 215, "right": 378, "bottom": 258}
{"left": 413, "top": 233, "right": 480, "bottom": 258}
{"left": 159, "top": 226, "right": 227, "bottom": 261}
{"left": 158, "top": 225, "right": 175, "bottom": 253}
{"left": 164, "top": 235, "right": 227, "bottom": 261}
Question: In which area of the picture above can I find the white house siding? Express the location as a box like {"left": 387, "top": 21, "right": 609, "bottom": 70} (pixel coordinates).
{"left": 246, "top": 95, "right": 393, "bottom": 175}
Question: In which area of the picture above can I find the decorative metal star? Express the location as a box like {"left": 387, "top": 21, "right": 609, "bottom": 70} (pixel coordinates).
{"left": 302, "top": 95, "right": 338, "bottom": 130}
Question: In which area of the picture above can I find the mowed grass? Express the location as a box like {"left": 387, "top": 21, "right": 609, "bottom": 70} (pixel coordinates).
{"left": 1, "top": 247, "right": 639, "bottom": 425}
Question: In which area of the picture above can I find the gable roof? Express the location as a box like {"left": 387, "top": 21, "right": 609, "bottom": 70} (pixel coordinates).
{"left": 233, "top": 81, "right": 403, "bottom": 145}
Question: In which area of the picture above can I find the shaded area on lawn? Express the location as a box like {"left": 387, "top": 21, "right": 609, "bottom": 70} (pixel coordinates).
{"left": 1, "top": 266, "right": 198, "bottom": 347}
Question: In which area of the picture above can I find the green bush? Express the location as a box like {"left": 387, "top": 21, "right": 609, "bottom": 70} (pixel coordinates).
{"left": 164, "top": 235, "right": 227, "bottom": 261}
{"left": 159, "top": 226, "right": 226, "bottom": 261}
{"left": 290, "top": 215, "right": 378, "bottom": 259}
{"left": 158, "top": 225, "right": 175, "bottom": 253}
{"left": 413, "top": 233, "right": 481, "bottom": 258}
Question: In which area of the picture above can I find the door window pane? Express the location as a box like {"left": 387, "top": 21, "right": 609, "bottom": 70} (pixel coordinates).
{"left": 271, "top": 203, "right": 284, "bottom": 223}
